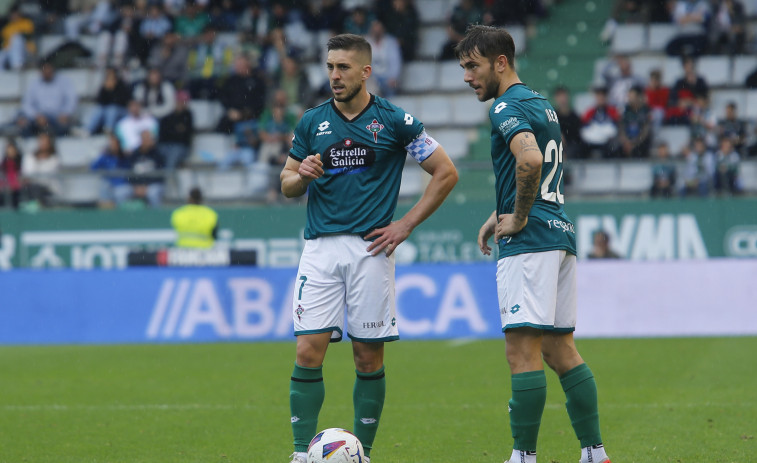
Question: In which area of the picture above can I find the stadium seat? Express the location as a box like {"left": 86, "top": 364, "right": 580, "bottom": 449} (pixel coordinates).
{"left": 57, "top": 135, "right": 107, "bottom": 168}
{"left": 661, "top": 57, "right": 684, "bottom": 87}
{"left": 57, "top": 173, "right": 102, "bottom": 205}
{"left": 433, "top": 128, "right": 470, "bottom": 160}
{"left": 59, "top": 68, "right": 98, "bottom": 99}
{"left": 0, "top": 101, "right": 19, "bottom": 125}
{"left": 415, "top": 0, "right": 454, "bottom": 24}
{"left": 572, "top": 91, "right": 594, "bottom": 116}
{"left": 399, "top": 161, "right": 425, "bottom": 198}
{"left": 745, "top": 90, "right": 757, "bottom": 119}
{"left": 629, "top": 55, "right": 666, "bottom": 81}
{"left": 710, "top": 89, "right": 747, "bottom": 117}
{"left": 450, "top": 93, "right": 488, "bottom": 126}
{"left": 647, "top": 23, "right": 679, "bottom": 52}
{"left": 400, "top": 61, "right": 439, "bottom": 93}
{"left": 742, "top": 0, "right": 757, "bottom": 16}
{"left": 0, "top": 71, "right": 22, "bottom": 100}
{"left": 437, "top": 61, "right": 468, "bottom": 92}
{"left": 611, "top": 24, "right": 647, "bottom": 54}
{"left": 164, "top": 168, "right": 196, "bottom": 201}
{"left": 617, "top": 162, "right": 653, "bottom": 194}
{"left": 196, "top": 169, "right": 250, "bottom": 200}
{"left": 191, "top": 133, "right": 233, "bottom": 164}
{"left": 417, "top": 26, "right": 447, "bottom": 60}
{"left": 696, "top": 56, "right": 731, "bottom": 87}
{"left": 189, "top": 100, "right": 223, "bottom": 131}
{"left": 389, "top": 95, "right": 420, "bottom": 117}
{"left": 739, "top": 160, "right": 757, "bottom": 193}
{"left": 592, "top": 58, "right": 609, "bottom": 87}
{"left": 572, "top": 162, "right": 618, "bottom": 195}
{"left": 305, "top": 63, "right": 328, "bottom": 94}
{"left": 655, "top": 126, "right": 690, "bottom": 156}
{"left": 732, "top": 56, "right": 757, "bottom": 87}
{"left": 509, "top": 25, "right": 527, "bottom": 55}
{"left": 417, "top": 95, "right": 452, "bottom": 127}
{"left": 37, "top": 35, "right": 67, "bottom": 58}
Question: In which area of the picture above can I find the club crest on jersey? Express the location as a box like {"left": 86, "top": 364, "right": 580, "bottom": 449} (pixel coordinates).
{"left": 366, "top": 119, "right": 384, "bottom": 142}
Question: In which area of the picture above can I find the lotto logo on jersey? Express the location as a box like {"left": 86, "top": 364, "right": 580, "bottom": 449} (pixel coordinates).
{"left": 322, "top": 139, "right": 376, "bottom": 175}
{"left": 316, "top": 120, "right": 332, "bottom": 136}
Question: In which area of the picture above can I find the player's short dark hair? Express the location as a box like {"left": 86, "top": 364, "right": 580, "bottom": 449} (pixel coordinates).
{"left": 189, "top": 187, "right": 203, "bottom": 204}
{"left": 327, "top": 34, "right": 372, "bottom": 63}
{"left": 454, "top": 25, "right": 515, "bottom": 68}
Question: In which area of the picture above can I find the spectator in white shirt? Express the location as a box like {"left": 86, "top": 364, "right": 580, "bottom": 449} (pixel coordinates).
{"left": 115, "top": 99, "right": 159, "bottom": 154}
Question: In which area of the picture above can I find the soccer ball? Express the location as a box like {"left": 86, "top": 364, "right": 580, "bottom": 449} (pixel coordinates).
{"left": 307, "top": 428, "right": 365, "bottom": 463}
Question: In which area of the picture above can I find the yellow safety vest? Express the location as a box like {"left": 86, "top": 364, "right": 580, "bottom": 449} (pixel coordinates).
{"left": 171, "top": 204, "right": 218, "bottom": 248}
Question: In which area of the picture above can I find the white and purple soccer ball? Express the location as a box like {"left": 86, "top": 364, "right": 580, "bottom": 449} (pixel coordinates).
{"left": 307, "top": 428, "right": 365, "bottom": 463}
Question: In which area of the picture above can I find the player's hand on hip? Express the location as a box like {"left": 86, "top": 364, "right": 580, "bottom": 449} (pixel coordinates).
{"left": 478, "top": 223, "right": 495, "bottom": 256}
{"left": 364, "top": 220, "right": 413, "bottom": 257}
{"left": 299, "top": 153, "right": 324, "bottom": 181}
{"left": 495, "top": 214, "right": 527, "bottom": 241}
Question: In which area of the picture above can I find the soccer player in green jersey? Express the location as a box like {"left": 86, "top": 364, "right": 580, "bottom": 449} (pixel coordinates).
{"left": 455, "top": 25, "right": 611, "bottom": 463}
{"left": 280, "top": 34, "right": 458, "bottom": 463}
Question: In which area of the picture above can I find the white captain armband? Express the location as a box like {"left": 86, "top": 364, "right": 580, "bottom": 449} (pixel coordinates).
{"left": 405, "top": 131, "right": 439, "bottom": 163}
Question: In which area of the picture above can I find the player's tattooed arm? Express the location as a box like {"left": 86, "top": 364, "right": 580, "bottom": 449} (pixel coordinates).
{"left": 496, "top": 132, "right": 543, "bottom": 239}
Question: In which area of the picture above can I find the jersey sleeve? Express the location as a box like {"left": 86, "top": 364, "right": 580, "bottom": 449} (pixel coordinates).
{"left": 289, "top": 117, "right": 312, "bottom": 161}
{"left": 491, "top": 100, "right": 534, "bottom": 146}
{"left": 394, "top": 109, "right": 439, "bottom": 164}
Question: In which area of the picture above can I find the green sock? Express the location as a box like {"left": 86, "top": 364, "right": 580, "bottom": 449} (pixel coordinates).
{"left": 353, "top": 365, "right": 386, "bottom": 457}
{"left": 560, "top": 363, "right": 603, "bottom": 448}
{"left": 509, "top": 370, "right": 547, "bottom": 452}
{"left": 290, "top": 364, "right": 325, "bottom": 452}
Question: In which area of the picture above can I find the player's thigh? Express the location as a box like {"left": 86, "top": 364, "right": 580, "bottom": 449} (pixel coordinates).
{"left": 553, "top": 252, "right": 577, "bottom": 331}
{"left": 344, "top": 237, "right": 398, "bottom": 342}
{"left": 292, "top": 238, "right": 346, "bottom": 341}
{"left": 497, "top": 251, "right": 560, "bottom": 331}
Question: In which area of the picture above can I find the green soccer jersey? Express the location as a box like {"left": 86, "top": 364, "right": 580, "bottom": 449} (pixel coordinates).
{"left": 290, "top": 95, "right": 437, "bottom": 239}
{"left": 489, "top": 83, "right": 577, "bottom": 258}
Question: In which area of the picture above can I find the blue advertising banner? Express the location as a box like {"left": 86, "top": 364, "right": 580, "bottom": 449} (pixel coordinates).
{"left": 0, "top": 264, "right": 501, "bottom": 345}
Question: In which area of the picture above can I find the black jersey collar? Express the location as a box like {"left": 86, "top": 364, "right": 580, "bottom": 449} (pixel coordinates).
{"left": 330, "top": 94, "right": 375, "bottom": 123}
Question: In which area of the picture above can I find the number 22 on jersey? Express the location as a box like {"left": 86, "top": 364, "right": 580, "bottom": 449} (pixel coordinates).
{"left": 541, "top": 139, "right": 564, "bottom": 204}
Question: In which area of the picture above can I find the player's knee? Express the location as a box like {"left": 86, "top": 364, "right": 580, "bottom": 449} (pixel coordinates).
{"left": 295, "top": 343, "right": 326, "bottom": 368}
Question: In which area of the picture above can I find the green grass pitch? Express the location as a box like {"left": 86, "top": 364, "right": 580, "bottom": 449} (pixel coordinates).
{"left": 1, "top": 337, "right": 755, "bottom": 462}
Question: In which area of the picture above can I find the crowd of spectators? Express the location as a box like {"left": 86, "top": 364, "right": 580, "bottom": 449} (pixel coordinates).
{"left": 559, "top": 0, "right": 757, "bottom": 199}
{"left": 0, "top": 0, "right": 546, "bottom": 210}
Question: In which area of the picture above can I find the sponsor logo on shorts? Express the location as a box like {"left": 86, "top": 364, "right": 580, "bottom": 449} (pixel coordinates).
{"left": 391, "top": 317, "right": 396, "bottom": 326}
{"left": 510, "top": 304, "right": 520, "bottom": 314}
{"left": 362, "top": 321, "right": 385, "bottom": 329}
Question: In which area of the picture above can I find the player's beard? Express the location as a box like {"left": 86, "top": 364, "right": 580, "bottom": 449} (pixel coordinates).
{"left": 479, "top": 73, "right": 501, "bottom": 102}
{"left": 332, "top": 80, "right": 363, "bottom": 103}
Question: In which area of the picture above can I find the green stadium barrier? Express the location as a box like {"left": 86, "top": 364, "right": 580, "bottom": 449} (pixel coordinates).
{"left": 0, "top": 197, "right": 755, "bottom": 269}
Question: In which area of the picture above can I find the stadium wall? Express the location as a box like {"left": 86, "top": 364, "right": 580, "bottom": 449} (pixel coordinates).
{"left": 1, "top": 259, "right": 756, "bottom": 345}
{"left": 1, "top": 198, "right": 756, "bottom": 270}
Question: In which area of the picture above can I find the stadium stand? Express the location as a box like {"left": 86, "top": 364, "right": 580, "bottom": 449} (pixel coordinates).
{"left": 1, "top": 0, "right": 756, "bottom": 212}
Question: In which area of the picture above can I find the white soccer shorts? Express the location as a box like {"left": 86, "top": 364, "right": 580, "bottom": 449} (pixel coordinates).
{"left": 496, "top": 250, "right": 577, "bottom": 332}
{"left": 292, "top": 234, "right": 399, "bottom": 342}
